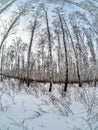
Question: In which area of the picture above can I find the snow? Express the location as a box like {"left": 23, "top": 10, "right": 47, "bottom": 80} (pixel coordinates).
{"left": 0, "top": 79, "right": 98, "bottom": 130}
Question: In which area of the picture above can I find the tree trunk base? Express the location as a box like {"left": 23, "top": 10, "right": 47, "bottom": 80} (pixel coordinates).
{"left": 79, "top": 82, "right": 82, "bottom": 87}
{"left": 27, "top": 80, "right": 30, "bottom": 87}
{"left": 64, "top": 83, "right": 67, "bottom": 92}
{"left": 94, "top": 81, "right": 96, "bottom": 87}
{"left": 49, "top": 82, "right": 52, "bottom": 92}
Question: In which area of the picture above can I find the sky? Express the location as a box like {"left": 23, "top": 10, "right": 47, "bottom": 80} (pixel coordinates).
{"left": 0, "top": 0, "right": 98, "bottom": 50}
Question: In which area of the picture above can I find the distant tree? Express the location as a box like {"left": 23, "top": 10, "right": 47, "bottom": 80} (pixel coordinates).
{"left": 84, "top": 29, "right": 97, "bottom": 86}
{"left": 7, "top": 45, "right": 16, "bottom": 76}
{"left": 0, "top": 45, "right": 4, "bottom": 81}
{"left": 53, "top": 23, "right": 62, "bottom": 81}
{"left": 38, "top": 35, "right": 46, "bottom": 80}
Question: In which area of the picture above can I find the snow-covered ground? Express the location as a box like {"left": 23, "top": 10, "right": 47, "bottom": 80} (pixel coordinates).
{"left": 0, "top": 79, "right": 98, "bottom": 130}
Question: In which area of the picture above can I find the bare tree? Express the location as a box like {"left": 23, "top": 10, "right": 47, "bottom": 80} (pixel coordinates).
{"left": 27, "top": 10, "right": 39, "bottom": 86}
{"left": 54, "top": 25, "right": 62, "bottom": 82}
{"left": 0, "top": 1, "right": 29, "bottom": 50}
{"left": 38, "top": 35, "right": 46, "bottom": 80}
{"left": 75, "top": 11, "right": 98, "bottom": 36}
{"left": 84, "top": 29, "right": 97, "bottom": 86}
{"left": 63, "top": 18, "right": 82, "bottom": 87}
{"left": 0, "top": 45, "right": 4, "bottom": 81}
{"left": 48, "top": 0, "right": 98, "bottom": 19}
{"left": 42, "top": 6, "right": 53, "bottom": 92}
{"left": 69, "top": 18, "right": 83, "bottom": 87}
{"left": 0, "top": 0, "right": 17, "bottom": 15}
{"left": 66, "top": 0, "right": 98, "bottom": 19}
{"left": 56, "top": 9, "right": 68, "bottom": 91}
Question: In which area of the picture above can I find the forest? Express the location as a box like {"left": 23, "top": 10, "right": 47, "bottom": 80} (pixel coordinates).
{"left": 0, "top": 0, "right": 98, "bottom": 130}
{"left": 0, "top": 0, "right": 98, "bottom": 92}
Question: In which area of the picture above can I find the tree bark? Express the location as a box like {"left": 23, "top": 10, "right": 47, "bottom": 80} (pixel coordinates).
{"left": 58, "top": 12, "right": 68, "bottom": 92}
{"left": 27, "top": 15, "right": 37, "bottom": 86}
{"left": 43, "top": 7, "right": 53, "bottom": 92}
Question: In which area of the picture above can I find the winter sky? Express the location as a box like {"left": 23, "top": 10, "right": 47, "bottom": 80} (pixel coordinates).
{"left": 0, "top": 0, "right": 98, "bottom": 48}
